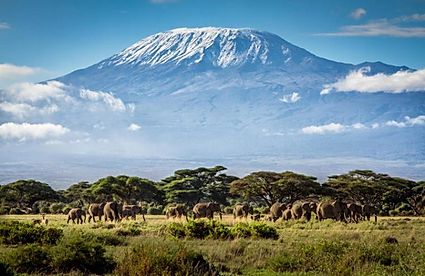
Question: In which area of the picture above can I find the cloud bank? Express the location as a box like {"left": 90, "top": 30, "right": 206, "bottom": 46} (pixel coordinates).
{"left": 321, "top": 67, "right": 425, "bottom": 94}
{"left": 80, "top": 89, "right": 127, "bottom": 112}
{"left": 386, "top": 115, "right": 425, "bottom": 128}
{"left": 5, "top": 81, "right": 68, "bottom": 102}
{"left": 0, "top": 122, "right": 69, "bottom": 140}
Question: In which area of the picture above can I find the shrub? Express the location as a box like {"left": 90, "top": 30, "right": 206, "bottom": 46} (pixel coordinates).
{"left": 208, "top": 221, "right": 233, "bottom": 240}
{"left": 8, "top": 208, "right": 25, "bottom": 214}
{"left": 115, "top": 226, "right": 141, "bottom": 237}
{"left": 49, "top": 202, "right": 66, "bottom": 214}
{"left": 231, "top": 223, "right": 252, "bottom": 238}
{"left": 0, "top": 261, "right": 13, "bottom": 276}
{"left": 147, "top": 206, "right": 163, "bottom": 215}
{"left": 5, "top": 244, "right": 52, "bottom": 274}
{"left": 0, "top": 221, "right": 63, "bottom": 245}
{"left": 0, "top": 206, "right": 11, "bottom": 215}
{"left": 115, "top": 239, "right": 216, "bottom": 275}
{"left": 250, "top": 222, "right": 279, "bottom": 239}
{"left": 167, "top": 222, "right": 187, "bottom": 239}
{"left": 51, "top": 232, "right": 116, "bottom": 274}
{"left": 186, "top": 220, "right": 213, "bottom": 239}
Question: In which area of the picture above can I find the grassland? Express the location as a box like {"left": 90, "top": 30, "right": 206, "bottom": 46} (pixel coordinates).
{"left": 1, "top": 214, "right": 425, "bottom": 275}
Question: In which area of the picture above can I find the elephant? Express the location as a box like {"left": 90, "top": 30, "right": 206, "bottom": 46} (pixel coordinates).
{"left": 362, "top": 204, "right": 377, "bottom": 222}
{"left": 282, "top": 208, "right": 292, "bottom": 220}
{"left": 233, "top": 204, "right": 253, "bottom": 219}
{"left": 166, "top": 205, "right": 187, "bottom": 221}
{"left": 193, "top": 202, "right": 222, "bottom": 220}
{"left": 270, "top": 202, "right": 286, "bottom": 222}
{"left": 103, "top": 201, "right": 123, "bottom": 222}
{"left": 291, "top": 202, "right": 312, "bottom": 221}
{"left": 316, "top": 200, "right": 347, "bottom": 222}
{"left": 347, "top": 203, "right": 363, "bottom": 223}
{"left": 122, "top": 204, "right": 145, "bottom": 221}
{"left": 88, "top": 202, "right": 106, "bottom": 223}
{"left": 67, "top": 208, "right": 86, "bottom": 224}
{"left": 309, "top": 202, "right": 318, "bottom": 215}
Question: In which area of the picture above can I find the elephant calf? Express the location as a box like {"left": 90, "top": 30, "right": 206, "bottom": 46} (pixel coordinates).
{"left": 67, "top": 208, "right": 86, "bottom": 224}
{"left": 88, "top": 202, "right": 105, "bottom": 223}
{"left": 233, "top": 204, "right": 253, "bottom": 219}
{"left": 166, "top": 205, "right": 187, "bottom": 221}
{"left": 270, "top": 202, "right": 286, "bottom": 222}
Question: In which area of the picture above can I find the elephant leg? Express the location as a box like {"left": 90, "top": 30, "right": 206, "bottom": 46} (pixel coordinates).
{"left": 67, "top": 216, "right": 70, "bottom": 224}
{"left": 88, "top": 215, "right": 92, "bottom": 223}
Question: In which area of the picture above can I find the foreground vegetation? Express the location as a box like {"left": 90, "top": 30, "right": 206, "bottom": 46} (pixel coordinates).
{"left": 1, "top": 214, "right": 425, "bottom": 275}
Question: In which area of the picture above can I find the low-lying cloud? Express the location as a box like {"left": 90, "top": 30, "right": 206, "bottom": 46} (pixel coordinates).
{"left": 5, "top": 81, "right": 68, "bottom": 102}
{"left": 321, "top": 67, "right": 425, "bottom": 94}
{"left": 0, "top": 122, "right": 69, "bottom": 140}
{"left": 80, "top": 89, "right": 127, "bottom": 112}
{"left": 0, "top": 101, "right": 59, "bottom": 118}
{"left": 386, "top": 115, "right": 425, "bottom": 128}
{"left": 302, "top": 123, "right": 346, "bottom": 134}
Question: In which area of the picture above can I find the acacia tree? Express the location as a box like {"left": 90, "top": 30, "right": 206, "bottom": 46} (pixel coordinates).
{"left": 159, "top": 166, "right": 238, "bottom": 206}
{"left": 0, "top": 180, "right": 58, "bottom": 208}
{"left": 230, "top": 171, "right": 321, "bottom": 207}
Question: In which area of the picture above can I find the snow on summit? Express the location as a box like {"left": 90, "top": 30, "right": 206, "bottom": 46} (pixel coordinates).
{"left": 104, "top": 27, "right": 313, "bottom": 68}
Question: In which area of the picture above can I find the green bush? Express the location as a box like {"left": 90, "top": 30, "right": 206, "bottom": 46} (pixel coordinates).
{"left": 167, "top": 222, "right": 187, "bottom": 239}
{"left": 186, "top": 220, "right": 213, "bottom": 239}
{"left": 147, "top": 206, "right": 163, "bottom": 215}
{"left": 5, "top": 244, "right": 52, "bottom": 274}
{"left": 115, "top": 239, "right": 216, "bottom": 276}
{"left": 208, "top": 221, "right": 233, "bottom": 240}
{"left": 250, "top": 222, "right": 279, "bottom": 239}
{"left": 231, "top": 222, "right": 252, "bottom": 238}
{"left": 51, "top": 232, "right": 116, "bottom": 274}
{"left": 0, "top": 260, "right": 14, "bottom": 276}
{"left": 0, "top": 221, "right": 63, "bottom": 245}
{"left": 8, "top": 208, "right": 25, "bottom": 215}
{"left": 0, "top": 206, "right": 11, "bottom": 215}
{"left": 49, "top": 202, "right": 66, "bottom": 214}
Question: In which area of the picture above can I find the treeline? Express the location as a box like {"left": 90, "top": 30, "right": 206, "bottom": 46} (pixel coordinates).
{"left": 0, "top": 166, "right": 424, "bottom": 216}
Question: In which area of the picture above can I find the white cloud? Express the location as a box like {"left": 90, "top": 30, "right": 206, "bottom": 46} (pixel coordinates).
{"left": 371, "top": 123, "right": 380, "bottom": 129}
{"left": 321, "top": 67, "right": 425, "bottom": 94}
{"left": 280, "top": 92, "right": 301, "bottom": 103}
{"left": 79, "top": 88, "right": 126, "bottom": 112}
{"left": 386, "top": 115, "right": 425, "bottom": 128}
{"left": 352, "top": 123, "right": 367, "bottom": 129}
{"left": 0, "top": 64, "right": 40, "bottom": 80}
{"left": 0, "top": 22, "right": 10, "bottom": 30}
{"left": 0, "top": 122, "right": 69, "bottom": 140}
{"left": 317, "top": 17, "right": 425, "bottom": 37}
{"left": 5, "top": 81, "right": 68, "bottom": 102}
{"left": 302, "top": 123, "right": 346, "bottom": 134}
{"left": 350, "top": 8, "right": 366, "bottom": 20}
{"left": 0, "top": 101, "right": 59, "bottom": 118}
{"left": 128, "top": 123, "right": 141, "bottom": 131}
{"left": 398, "top": 14, "right": 425, "bottom": 22}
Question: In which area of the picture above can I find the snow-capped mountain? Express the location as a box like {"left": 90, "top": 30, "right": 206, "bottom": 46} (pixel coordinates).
{"left": 1, "top": 27, "right": 424, "bottom": 187}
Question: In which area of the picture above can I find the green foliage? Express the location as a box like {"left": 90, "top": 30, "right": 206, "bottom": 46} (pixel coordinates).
{"left": 49, "top": 202, "right": 66, "bottom": 214}
{"left": 0, "top": 206, "right": 11, "bottom": 215}
{"left": 0, "top": 221, "right": 63, "bottom": 245}
{"left": 0, "top": 261, "right": 13, "bottom": 276}
{"left": 167, "top": 222, "right": 187, "bottom": 239}
{"left": 0, "top": 180, "right": 58, "bottom": 208}
{"left": 250, "top": 222, "right": 279, "bottom": 239}
{"left": 230, "top": 171, "right": 321, "bottom": 207}
{"left": 186, "top": 220, "right": 214, "bottom": 239}
{"left": 147, "top": 206, "right": 163, "bottom": 215}
{"left": 159, "top": 166, "right": 238, "bottom": 205}
{"left": 231, "top": 222, "right": 252, "bottom": 238}
{"left": 50, "top": 231, "right": 116, "bottom": 274}
{"left": 4, "top": 244, "right": 52, "bottom": 274}
{"left": 115, "top": 239, "right": 216, "bottom": 276}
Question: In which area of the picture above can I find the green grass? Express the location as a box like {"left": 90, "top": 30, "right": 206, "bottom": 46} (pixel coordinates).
{"left": 1, "top": 214, "right": 425, "bottom": 275}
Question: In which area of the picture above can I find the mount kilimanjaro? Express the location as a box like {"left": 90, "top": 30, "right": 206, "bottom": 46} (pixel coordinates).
{"left": 1, "top": 27, "right": 424, "bottom": 187}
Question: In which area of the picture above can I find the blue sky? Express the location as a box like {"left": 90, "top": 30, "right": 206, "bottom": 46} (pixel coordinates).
{"left": 0, "top": 0, "right": 425, "bottom": 86}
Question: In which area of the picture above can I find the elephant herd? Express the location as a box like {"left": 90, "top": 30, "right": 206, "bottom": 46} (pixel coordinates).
{"left": 65, "top": 200, "right": 377, "bottom": 224}
{"left": 269, "top": 200, "right": 377, "bottom": 223}
{"left": 66, "top": 202, "right": 145, "bottom": 224}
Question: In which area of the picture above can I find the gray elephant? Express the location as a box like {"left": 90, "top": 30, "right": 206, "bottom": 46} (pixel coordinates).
{"left": 193, "top": 202, "right": 222, "bottom": 220}
{"left": 316, "top": 200, "right": 347, "bottom": 222}
{"left": 88, "top": 202, "right": 106, "bottom": 223}
{"left": 122, "top": 204, "right": 145, "bottom": 221}
{"left": 291, "top": 202, "right": 312, "bottom": 221}
{"left": 270, "top": 202, "right": 286, "bottom": 222}
{"left": 282, "top": 207, "right": 292, "bottom": 220}
{"left": 166, "top": 205, "right": 187, "bottom": 221}
{"left": 362, "top": 204, "right": 377, "bottom": 222}
{"left": 67, "top": 208, "right": 86, "bottom": 224}
{"left": 103, "top": 201, "right": 123, "bottom": 222}
{"left": 309, "top": 202, "right": 318, "bottom": 216}
{"left": 347, "top": 203, "right": 363, "bottom": 223}
{"left": 233, "top": 203, "right": 253, "bottom": 219}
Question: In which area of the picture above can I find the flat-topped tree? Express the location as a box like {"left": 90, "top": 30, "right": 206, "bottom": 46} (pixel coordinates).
{"left": 0, "top": 180, "right": 58, "bottom": 208}
{"left": 230, "top": 171, "right": 321, "bottom": 207}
